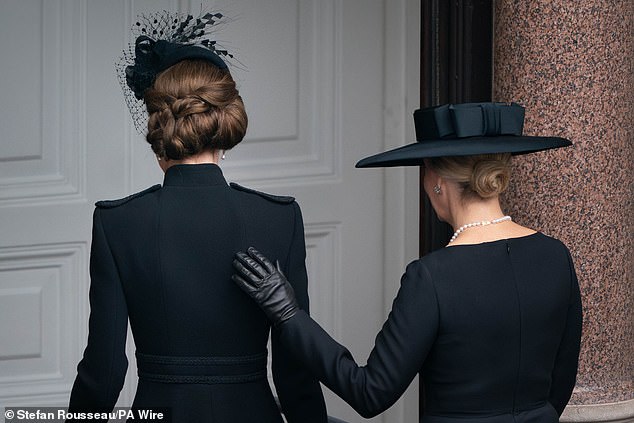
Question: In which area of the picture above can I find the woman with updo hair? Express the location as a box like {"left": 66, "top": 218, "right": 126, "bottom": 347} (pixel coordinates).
{"left": 232, "top": 103, "right": 583, "bottom": 422}
{"left": 144, "top": 60, "right": 248, "bottom": 161}
{"left": 67, "top": 12, "right": 327, "bottom": 423}
{"left": 426, "top": 153, "right": 512, "bottom": 200}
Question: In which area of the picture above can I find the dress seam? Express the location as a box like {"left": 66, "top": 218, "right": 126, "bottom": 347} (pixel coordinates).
{"left": 94, "top": 208, "right": 125, "bottom": 405}
{"left": 283, "top": 202, "right": 300, "bottom": 276}
{"left": 156, "top": 191, "right": 172, "bottom": 352}
{"left": 507, "top": 240, "right": 523, "bottom": 415}
{"left": 417, "top": 260, "right": 442, "bottom": 331}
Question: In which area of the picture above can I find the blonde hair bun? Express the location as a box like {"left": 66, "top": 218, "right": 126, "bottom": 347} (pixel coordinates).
{"left": 429, "top": 153, "right": 511, "bottom": 199}
{"left": 469, "top": 157, "right": 511, "bottom": 198}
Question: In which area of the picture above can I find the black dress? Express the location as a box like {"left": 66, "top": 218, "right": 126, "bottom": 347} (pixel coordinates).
{"left": 277, "top": 232, "right": 582, "bottom": 422}
{"left": 68, "top": 164, "right": 327, "bottom": 423}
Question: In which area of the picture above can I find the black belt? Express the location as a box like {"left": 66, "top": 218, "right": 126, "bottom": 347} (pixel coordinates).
{"left": 136, "top": 351, "right": 268, "bottom": 384}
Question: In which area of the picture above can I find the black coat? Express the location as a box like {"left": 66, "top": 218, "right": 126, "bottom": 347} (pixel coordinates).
{"left": 68, "top": 164, "right": 327, "bottom": 423}
{"left": 276, "top": 232, "right": 582, "bottom": 422}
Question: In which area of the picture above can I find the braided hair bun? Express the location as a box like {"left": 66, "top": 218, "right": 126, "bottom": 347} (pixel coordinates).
{"left": 143, "top": 60, "right": 247, "bottom": 160}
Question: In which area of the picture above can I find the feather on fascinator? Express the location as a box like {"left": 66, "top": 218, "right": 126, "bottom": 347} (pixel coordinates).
{"left": 116, "top": 10, "right": 238, "bottom": 133}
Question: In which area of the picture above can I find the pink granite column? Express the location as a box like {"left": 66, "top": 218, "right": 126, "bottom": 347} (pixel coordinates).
{"left": 494, "top": 0, "right": 633, "bottom": 421}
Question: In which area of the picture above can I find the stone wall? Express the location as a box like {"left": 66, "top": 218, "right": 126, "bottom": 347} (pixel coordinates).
{"left": 494, "top": 0, "right": 633, "bottom": 421}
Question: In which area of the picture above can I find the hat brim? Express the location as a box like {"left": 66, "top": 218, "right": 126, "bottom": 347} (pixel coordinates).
{"left": 355, "top": 135, "right": 572, "bottom": 168}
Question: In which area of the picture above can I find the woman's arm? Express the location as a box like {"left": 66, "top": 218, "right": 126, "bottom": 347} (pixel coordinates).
{"left": 234, "top": 249, "right": 439, "bottom": 418}
{"left": 68, "top": 208, "right": 128, "bottom": 412}
{"left": 548, "top": 249, "right": 583, "bottom": 415}
{"left": 271, "top": 203, "right": 328, "bottom": 423}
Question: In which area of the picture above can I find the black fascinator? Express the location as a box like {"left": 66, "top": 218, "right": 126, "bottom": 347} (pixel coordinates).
{"left": 116, "top": 10, "right": 238, "bottom": 132}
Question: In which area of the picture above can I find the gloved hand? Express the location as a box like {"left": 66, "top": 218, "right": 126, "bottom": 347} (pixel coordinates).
{"left": 232, "top": 247, "right": 299, "bottom": 326}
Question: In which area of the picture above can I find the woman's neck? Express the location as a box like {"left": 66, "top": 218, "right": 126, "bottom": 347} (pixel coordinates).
{"left": 178, "top": 150, "right": 221, "bottom": 165}
{"left": 159, "top": 150, "right": 221, "bottom": 172}
{"left": 445, "top": 195, "right": 535, "bottom": 246}
{"left": 446, "top": 195, "right": 505, "bottom": 230}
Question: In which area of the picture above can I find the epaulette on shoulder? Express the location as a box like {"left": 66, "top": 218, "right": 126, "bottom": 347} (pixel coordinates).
{"left": 229, "top": 182, "right": 295, "bottom": 204}
{"left": 95, "top": 184, "right": 161, "bottom": 209}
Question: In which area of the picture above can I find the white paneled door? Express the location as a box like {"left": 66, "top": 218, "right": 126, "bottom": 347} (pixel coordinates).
{"left": 0, "top": 1, "right": 420, "bottom": 422}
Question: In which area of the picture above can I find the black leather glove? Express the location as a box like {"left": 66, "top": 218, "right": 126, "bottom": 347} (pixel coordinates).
{"left": 232, "top": 247, "right": 299, "bottom": 326}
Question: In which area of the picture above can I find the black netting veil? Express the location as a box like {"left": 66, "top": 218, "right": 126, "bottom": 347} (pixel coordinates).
{"left": 116, "top": 10, "right": 239, "bottom": 133}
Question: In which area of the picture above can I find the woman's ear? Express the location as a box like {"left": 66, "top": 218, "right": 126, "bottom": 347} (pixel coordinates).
{"left": 157, "top": 156, "right": 170, "bottom": 173}
{"left": 425, "top": 165, "right": 442, "bottom": 186}
{"left": 436, "top": 175, "right": 445, "bottom": 192}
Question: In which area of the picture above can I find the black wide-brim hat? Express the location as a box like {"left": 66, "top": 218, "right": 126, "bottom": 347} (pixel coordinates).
{"left": 356, "top": 102, "right": 572, "bottom": 168}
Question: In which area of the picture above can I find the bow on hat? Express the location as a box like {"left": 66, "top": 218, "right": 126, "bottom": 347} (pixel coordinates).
{"left": 355, "top": 102, "right": 572, "bottom": 168}
{"left": 415, "top": 102, "right": 525, "bottom": 140}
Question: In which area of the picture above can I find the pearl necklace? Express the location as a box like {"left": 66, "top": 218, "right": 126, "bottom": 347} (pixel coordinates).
{"left": 449, "top": 216, "right": 512, "bottom": 243}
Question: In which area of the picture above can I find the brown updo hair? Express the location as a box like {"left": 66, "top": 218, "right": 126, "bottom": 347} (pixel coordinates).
{"left": 143, "top": 59, "right": 247, "bottom": 160}
{"left": 428, "top": 153, "right": 512, "bottom": 199}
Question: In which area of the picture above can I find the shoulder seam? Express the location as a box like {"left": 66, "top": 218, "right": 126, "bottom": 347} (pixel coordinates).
{"left": 229, "top": 182, "right": 295, "bottom": 204}
{"left": 95, "top": 184, "right": 161, "bottom": 208}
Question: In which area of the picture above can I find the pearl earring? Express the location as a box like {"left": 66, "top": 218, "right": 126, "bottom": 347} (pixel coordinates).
{"left": 433, "top": 185, "right": 441, "bottom": 194}
{"left": 221, "top": 151, "right": 226, "bottom": 160}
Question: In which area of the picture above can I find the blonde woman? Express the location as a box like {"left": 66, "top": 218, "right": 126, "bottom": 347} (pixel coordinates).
{"left": 232, "top": 103, "right": 582, "bottom": 423}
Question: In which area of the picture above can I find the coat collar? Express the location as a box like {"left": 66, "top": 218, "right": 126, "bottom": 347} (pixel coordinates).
{"left": 162, "top": 164, "right": 228, "bottom": 187}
